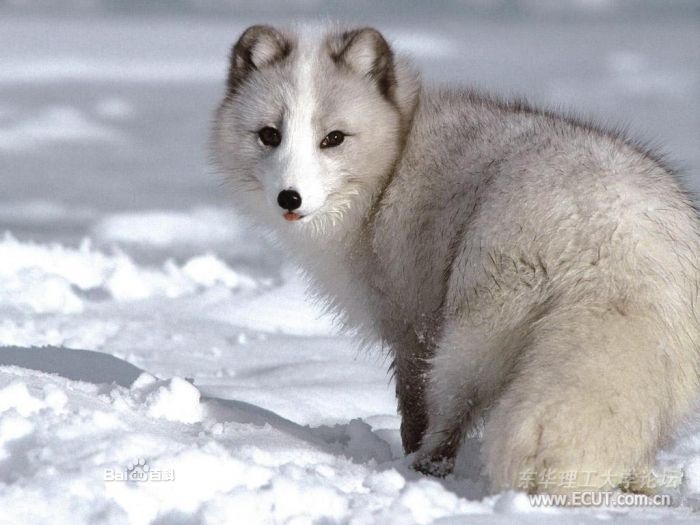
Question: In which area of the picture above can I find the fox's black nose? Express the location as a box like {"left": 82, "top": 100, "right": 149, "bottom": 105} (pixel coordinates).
{"left": 277, "top": 190, "right": 302, "bottom": 211}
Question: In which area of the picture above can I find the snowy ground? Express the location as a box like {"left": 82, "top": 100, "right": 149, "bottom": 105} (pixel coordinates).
{"left": 0, "top": 4, "right": 699, "bottom": 524}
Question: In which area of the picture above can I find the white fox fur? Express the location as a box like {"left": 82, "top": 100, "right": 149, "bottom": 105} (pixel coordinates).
{"left": 212, "top": 23, "right": 700, "bottom": 493}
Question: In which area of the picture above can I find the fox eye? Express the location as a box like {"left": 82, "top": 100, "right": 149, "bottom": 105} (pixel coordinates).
{"left": 258, "top": 127, "right": 281, "bottom": 147}
{"left": 320, "top": 130, "right": 345, "bottom": 149}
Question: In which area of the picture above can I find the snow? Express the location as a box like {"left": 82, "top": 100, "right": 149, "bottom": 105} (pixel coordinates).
{"left": 0, "top": 233, "right": 256, "bottom": 308}
{"left": 0, "top": 3, "right": 699, "bottom": 524}
{"left": 3, "top": 226, "right": 700, "bottom": 524}
{"left": 0, "top": 363, "right": 488, "bottom": 525}
{"left": 0, "top": 105, "right": 124, "bottom": 152}
{"left": 92, "top": 208, "right": 246, "bottom": 249}
{"left": 133, "top": 375, "right": 204, "bottom": 424}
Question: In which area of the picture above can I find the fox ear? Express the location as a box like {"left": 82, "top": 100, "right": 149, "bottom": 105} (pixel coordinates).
{"left": 330, "top": 27, "right": 396, "bottom": 99}
{"left": 227, "top": 25, "right": 291, "bottom": 92}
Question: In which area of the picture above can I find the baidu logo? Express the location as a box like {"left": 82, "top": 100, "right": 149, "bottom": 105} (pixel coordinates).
{"left": 104, "top": 458, "right": 175, "bottom": 482}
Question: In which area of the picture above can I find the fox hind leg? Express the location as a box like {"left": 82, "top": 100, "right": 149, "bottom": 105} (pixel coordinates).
{"left": 482, "top": 307, "right": 677, "bottom": 494}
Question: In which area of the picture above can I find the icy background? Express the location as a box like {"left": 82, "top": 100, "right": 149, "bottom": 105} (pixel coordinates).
{"left": 0, "top": 1, "right": 699, "bottom": 523}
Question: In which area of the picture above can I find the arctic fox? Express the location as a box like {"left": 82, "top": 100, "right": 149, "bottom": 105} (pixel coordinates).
{"left": 212, "top": 24, "right": 700, "bottom": 493}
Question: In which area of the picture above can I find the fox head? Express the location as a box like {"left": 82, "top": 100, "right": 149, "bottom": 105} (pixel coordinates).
{"left": 212, "top": 24, "right": 420, "bottom": 238}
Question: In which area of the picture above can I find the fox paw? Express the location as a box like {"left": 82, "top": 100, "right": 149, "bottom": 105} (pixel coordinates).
{"left": 412, "top": 453, "right": 455, "bottom": 478}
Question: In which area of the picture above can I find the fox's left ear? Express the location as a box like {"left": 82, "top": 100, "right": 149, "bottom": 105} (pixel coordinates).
{"left": 329, "top": 27, "right": 396, "bottom": 99}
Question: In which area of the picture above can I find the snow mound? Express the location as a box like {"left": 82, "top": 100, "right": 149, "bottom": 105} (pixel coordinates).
{"left": 0, "top": 366, "right": 499, "bottom": 524}
{"left": 131, "top": 374, "right": 203, "bottom": 424}
{"left": 0, "top": 233, "right": 257, "bottom": 313}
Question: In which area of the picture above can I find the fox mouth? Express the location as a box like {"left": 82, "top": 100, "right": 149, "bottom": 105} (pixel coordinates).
{"left": 283, "top": 211, "right": 303, "bottom": 221}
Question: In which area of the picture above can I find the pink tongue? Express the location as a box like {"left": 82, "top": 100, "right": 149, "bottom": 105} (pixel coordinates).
{"left": 284, "top": 212, "right": 301, "bottom": 221}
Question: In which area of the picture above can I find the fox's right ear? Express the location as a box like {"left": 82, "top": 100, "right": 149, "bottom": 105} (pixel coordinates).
{"left": 227, "top": 25, "right": 291, "bottom": 92}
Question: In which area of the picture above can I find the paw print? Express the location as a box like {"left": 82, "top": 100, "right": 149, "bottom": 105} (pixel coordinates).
{"left": 126, "top": 458, "right": 149, "bottom": 481}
